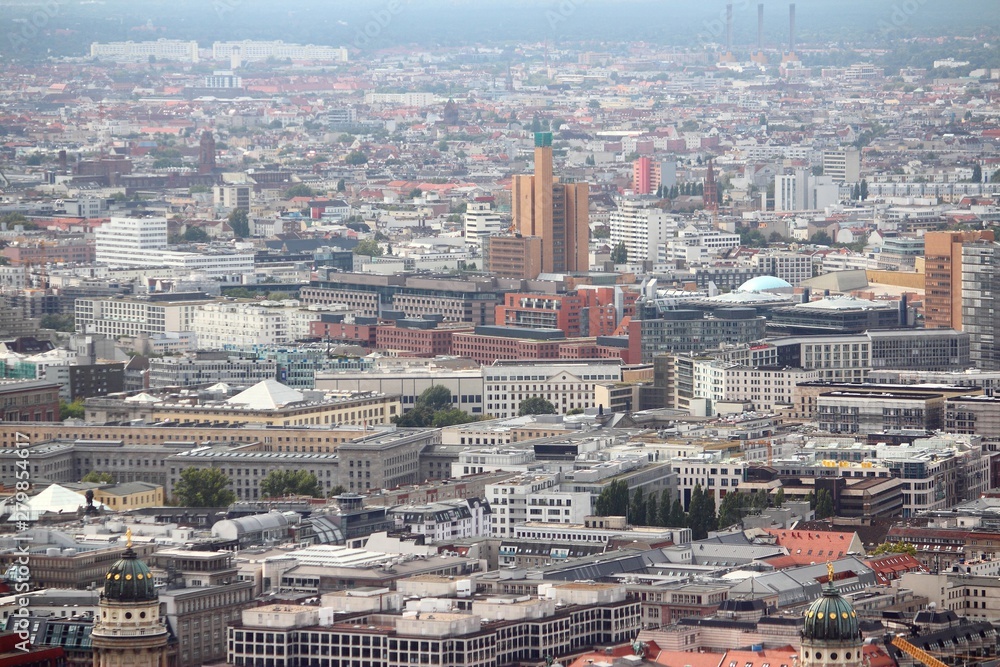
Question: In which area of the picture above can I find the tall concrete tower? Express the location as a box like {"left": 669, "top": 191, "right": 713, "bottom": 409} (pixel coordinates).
{"left": 782, "top": 3, "right": 799, "bottom": 64}
{"left": 751, "top": 4, "right": 769, "bottom": 64}
{"left": 719, "top": 4, "right": 737, "bottom": 63}
{"left": 92, "top": 530, "right": 168, "bottom": 667}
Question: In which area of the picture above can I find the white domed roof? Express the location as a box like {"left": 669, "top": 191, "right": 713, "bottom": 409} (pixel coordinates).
{"left": 738, "top": 275, "right": 793, "bottom": 293}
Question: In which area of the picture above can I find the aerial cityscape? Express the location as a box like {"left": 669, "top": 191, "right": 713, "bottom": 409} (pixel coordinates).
{"left": 0, "top": 1, "right": 998, "bottom": 667}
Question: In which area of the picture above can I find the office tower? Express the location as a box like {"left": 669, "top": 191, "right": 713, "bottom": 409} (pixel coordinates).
{"left": 962, "top": 240, "right": 1000, "bottom": 370}
{"left": 95, "top": 217, "right": 169, "bottom": 267}
{"left": 632, "top": 157, "right": 676, "bottom": 195}
{"left": 609, "top": 199, "right": 675, "bottom": 264}
{"left": 633, "top": 156, "right": 654, "bottom": 195}
{"left": 463, "top": 201, "right": 504, "bottom": 247}
{"left": 511, "top": 132, "right": 589, "bottom": 274}
{"left": 822, "top": 148, "right": 861, "bottom": 184}
{"left": 925, "top": 230, "right": 994, "bottom": 331}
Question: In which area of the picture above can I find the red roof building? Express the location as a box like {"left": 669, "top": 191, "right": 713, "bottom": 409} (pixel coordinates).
{"left": 761, "top": 528, "right": 865, "bottom": 567}
{"left": 864, "top": 553, "right": 925, "bottom": 584}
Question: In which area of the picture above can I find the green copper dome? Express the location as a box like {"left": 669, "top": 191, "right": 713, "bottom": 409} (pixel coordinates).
{"left": 103, "top": 547, "right": 157, "bottom": 603}
{"left": 802, "top": 584, "right": 860, "bottom": 642}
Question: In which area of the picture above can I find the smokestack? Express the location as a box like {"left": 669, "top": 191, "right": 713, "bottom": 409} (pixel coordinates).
{"left": 758, "top": 4, "right": 764, "bottom": 53}
{"left": 726, "top": 3, "right": 733, "bottom": 54}
{"left": 789, "top": 3, "right": 796, "bottom": 54}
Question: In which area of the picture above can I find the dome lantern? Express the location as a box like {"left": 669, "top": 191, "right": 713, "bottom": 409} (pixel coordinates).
{"left": 102, "top": 528, "right": 157, "bottom": 603}
{"left": 802, "top": 563, "right": 861, "bottom": 643}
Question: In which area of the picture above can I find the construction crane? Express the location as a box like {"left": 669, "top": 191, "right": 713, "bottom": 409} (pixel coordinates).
{"left": 891, "top": 635, "right": 948, "bottom": 667}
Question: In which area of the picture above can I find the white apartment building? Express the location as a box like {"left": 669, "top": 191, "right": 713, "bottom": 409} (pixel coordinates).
{"left": 664, "top": 225, "right": 740, "bottom": 264}
{"left": 671, "top": 456, "right": 749, "bottom": 508}
{"left": 95, "top": 217, "right": 253, "bottom": 278}
{"left": 211, "top": 40, "right": 348, "bottom": 62}
{"left": 822, "top": 148, "right": 861, "bottom": 184}
{"left": 777, "top": 172, "right": 840, "bottom": 212}
{"left": 463, "top": 202, "right": 505, "bottom": 247}
{"left": 513, "top": 520, "right": 691, "bottom": 546}
{"left": 75, "top": 296, "right": 212, "bottom": 338}
{"left": 777, "top": 171, "right": 808, "bottom": 212}
{"left": 724, "top": 366, "right": 822, "bottom": 412}
{"left": 482, "top": 360, "right": 623, "bottom": 419}
{"left": 90, "top": 39, "right": 200, "bottom": 62}
{"left": 451, "top": 448, "right": 537, "bottom": 477}
{"left": 609, "top": 199, "right": 675, "bottom": 264}
{"left": 156, "top": 250, "right": 255, "bottom": 279}
{"left": 191, "top": 302, "right": 325, "bottom": 349}
{"left": 364, "top": 92, "right": 437, "bottom": 107}
{"left": 95, "top": 217, "right": 168, "bottom": 267}
{"left": 486, "top": 473, "right": 591, "bottom": 538}
{"left": 799, "top": 337, "right": 871, "bottom": 382}
{"left": 750, "top": 251, "right": 815, "bottom": 286}
{"left": 389, "top": 498, "right": 491, "bottom": 543}
{"left": 214, "top": 184, "right": 252, "bottom": 211}
{"left": 745, "top": 145, "right": 816, "bottom": 162}
{"left": 316, "top": 368, "right": 485, "bottom": 416}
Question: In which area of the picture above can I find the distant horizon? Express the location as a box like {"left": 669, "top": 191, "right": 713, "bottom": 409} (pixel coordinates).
{"left": 1, "top": 0, "right": 997, "bottom": 61}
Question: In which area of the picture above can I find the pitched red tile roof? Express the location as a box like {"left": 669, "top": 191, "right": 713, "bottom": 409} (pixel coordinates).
{"left": 863, "top": 554, "right": 925, "bottom": 584}
{"left": 762, "top": 528, "right": 858, "bottom": 566}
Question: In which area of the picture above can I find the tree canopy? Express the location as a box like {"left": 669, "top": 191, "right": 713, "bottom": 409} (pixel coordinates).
{"left": 594, "top": 479, "right": 629, "bottom": 517}
{"left": 392, "top": 385, "right": 477, "bottom": 427}
{"left": 59, "top": 399, "right": 85, "bottom": 420}
{"left": 611, "top": 241, "right": 628, "bottom": 264}
{"left": 183, "top": 226, "right": 209, "bottom": 242}
{"left": 284, "top": 183, "right": 316, "bottom": 199}
{"left": 82, "top": 471, "right": 113, "bottom": 484}
{"left": 814, "top": 488, "right": 835, "bottom": 519}
{"left": 345, "top": 150, "right": 369, "bottom": 165}
{"left": 261, "top": 470, "right": 323, "bottom": 498}
{"left": 173, "top": 468, "right": 235, "bottom": 507}
{"left": 518, "top": 396, "right": 557, "bottom": 416}
{"left": 353, "top": 239, "right": 384, "bottom": 257}
{"left": 228, "top": 208, "right": 249, "bottom": 239}
{"left": 872, "top": 540, "right": 917, "bottom": 556}
{"left": 686, "top": 484, "right": 717, "bottom": 539}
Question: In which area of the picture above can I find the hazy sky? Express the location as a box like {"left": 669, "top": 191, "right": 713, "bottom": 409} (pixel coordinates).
{"left": 0, "top": 0, "right": 996, "bottom": 58}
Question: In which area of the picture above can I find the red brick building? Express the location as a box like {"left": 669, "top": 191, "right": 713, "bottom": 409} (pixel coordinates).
{"left": 450, "top": 327, "right": 632, "bottom": 366}
{"left": 0, "top": 380, "right": 61, "bottom": 422}
{"left": 375, "top": 322, "right": 474, "bottom": 357}
{"left": 495, "top": 287, "right": 637, "bottom": 339}
{"left": 309, "top": 318, "right": 378, "bottom": 347}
